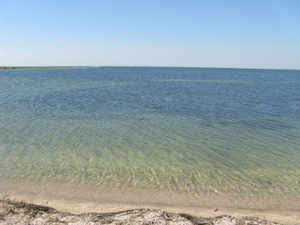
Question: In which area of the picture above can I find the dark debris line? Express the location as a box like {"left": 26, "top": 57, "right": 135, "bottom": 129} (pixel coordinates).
{"left": 0, "top": 199, "right": 280, "bottom": 225}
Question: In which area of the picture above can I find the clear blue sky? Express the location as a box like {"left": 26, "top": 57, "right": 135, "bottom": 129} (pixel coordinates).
{"left": 1, "top": 0, "right": 300, "bottom": 69}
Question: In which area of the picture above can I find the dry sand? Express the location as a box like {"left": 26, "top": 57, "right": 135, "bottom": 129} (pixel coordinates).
{"left": 0, "top": 198, "right": 286, "bottom": 225}
{"left": 0, "top": 194, "right": 299, "bottom": 225}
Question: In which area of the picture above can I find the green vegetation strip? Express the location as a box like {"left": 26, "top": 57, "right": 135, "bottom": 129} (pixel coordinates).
{"left": 0, "top": 66, "right": 84, "bottom": 69}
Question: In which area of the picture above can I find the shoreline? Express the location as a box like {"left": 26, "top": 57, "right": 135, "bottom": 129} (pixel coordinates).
{"left": 1, "top": 66, "right": 299, "bottom": 71}
{"left": 1, "top": 194, "right": 299, "bottom": 225}
{"left": 0, "top": 179, "right": 299, "bottom": 224}
{"left": 0, "top": 198, "right": 290, "bottom": 225}
{"left": 0, "top": 66, "right": 85, "bottom": 70}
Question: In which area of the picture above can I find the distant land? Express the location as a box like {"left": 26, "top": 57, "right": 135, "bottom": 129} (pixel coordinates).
{"left": 0, "top": 66, "right": 84, "bottom": 69}
{"left": 1, "top": 66, "right": 299, "bottom": 71}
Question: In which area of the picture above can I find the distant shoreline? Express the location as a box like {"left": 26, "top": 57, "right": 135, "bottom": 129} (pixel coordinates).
{"left": 0, "top": 66, "right": 84, "bottom": 70}
{"left": 0, "top": 66, "right": 299, "bottom": 71}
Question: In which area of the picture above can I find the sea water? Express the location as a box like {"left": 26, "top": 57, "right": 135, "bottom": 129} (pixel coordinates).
{"left": 0, "top": 67, "right": 299, "bottom": 210}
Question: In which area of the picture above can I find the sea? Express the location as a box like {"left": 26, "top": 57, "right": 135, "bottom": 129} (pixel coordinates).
{"left": 0, "top": 67, "right": 299, "bottom": 210}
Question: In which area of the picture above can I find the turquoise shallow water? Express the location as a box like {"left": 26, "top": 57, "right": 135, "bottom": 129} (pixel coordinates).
{"left": 0, "top": 67, "right": 299, "bottom": 209}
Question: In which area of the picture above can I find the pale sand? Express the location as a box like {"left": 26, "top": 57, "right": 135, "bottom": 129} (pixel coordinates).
{"left": 0, "top": 179, "right": 299, "bottom": 224}
{"left": 0, "top": 199, "right": 283, "bottom": 225}
{"left": 1, "top": 193, "right": 299, "bottom": 225}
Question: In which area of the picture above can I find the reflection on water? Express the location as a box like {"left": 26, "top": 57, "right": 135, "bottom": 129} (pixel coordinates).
{"left": 0, "top": 67, "right": 299, "bottom": 209}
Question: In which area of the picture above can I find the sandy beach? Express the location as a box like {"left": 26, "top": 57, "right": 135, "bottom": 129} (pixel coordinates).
{"left": 1, "top": 192, "right": 299, "bottom": 225}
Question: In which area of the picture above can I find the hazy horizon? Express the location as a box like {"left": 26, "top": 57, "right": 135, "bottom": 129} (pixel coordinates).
{"left": 1, "top": 0, "right": 300, "bottom": 70}
{"left": 1, "top": 65, "right": 300, "bottom": 71}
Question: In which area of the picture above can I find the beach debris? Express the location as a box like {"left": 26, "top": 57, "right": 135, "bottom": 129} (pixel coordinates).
{"left": 0, "top": 199, "right": 281, "bottom": 225}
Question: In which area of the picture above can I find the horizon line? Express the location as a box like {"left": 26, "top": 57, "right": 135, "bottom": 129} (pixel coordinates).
{"left": 1, "top": 65, "right": 300, "bottom": 71}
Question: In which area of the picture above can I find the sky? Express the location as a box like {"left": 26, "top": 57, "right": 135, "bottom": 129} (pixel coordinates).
{"left": 0, "top": 0, "right": 300, "bottom": 69}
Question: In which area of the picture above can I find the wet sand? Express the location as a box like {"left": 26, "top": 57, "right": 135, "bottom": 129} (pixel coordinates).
{"left": 0, "top": 178, "right": 299, "bottom": 224}
{"left": 0, "top": 193, "right": 299, "bottom": 225}
{"left": 1, "top": 198, "right": 287, "bottom": 225}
